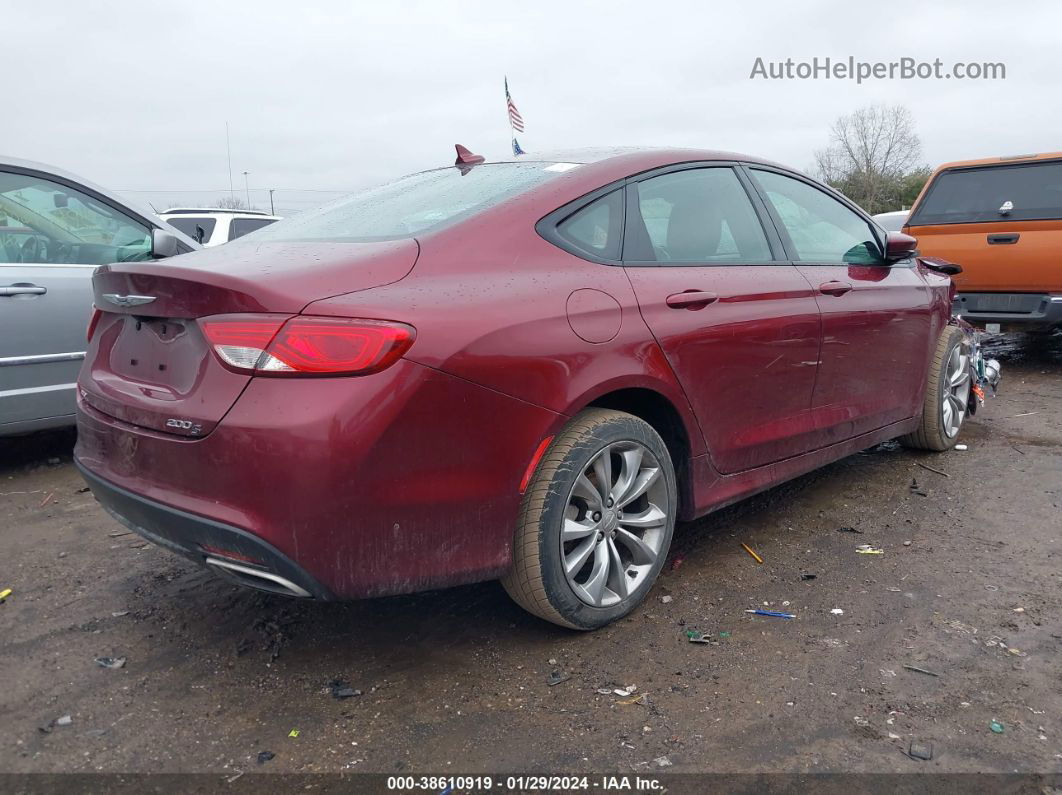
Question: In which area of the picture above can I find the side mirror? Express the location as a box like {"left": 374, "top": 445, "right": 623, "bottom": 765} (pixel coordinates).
{"left": 151, "top": 228, "right": 179, "bottom": 259}
{"left": 884, "top": 231, "right": 918, "bottom": 262}
{"left": 919, "top": 256, "right": 963, "bottom": 276}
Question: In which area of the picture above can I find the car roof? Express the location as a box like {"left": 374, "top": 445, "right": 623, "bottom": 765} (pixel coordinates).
{"left": 873, "top": 210, "right": 909, "bottom": 217}
{"left": 162, "top": 208, "right": 279, "bottom": 218}
{"left": 931, "top": 151, "right": 1062, "bottom": 172}
{"left": 0, "top": 154, "right": 200, "bottom": 248}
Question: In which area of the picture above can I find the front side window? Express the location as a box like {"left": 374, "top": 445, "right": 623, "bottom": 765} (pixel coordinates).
{"left": 0, "top": 171, "right": 151, "bottom": 264}
{"left": 624, "top": 168, "right": 772, "bottom": 263}
{"left": 250, "top": 163, "right": 571, "bottom": 243}
{"left": 166, "top": 216, "right": 216, "bottom": 244}
{"left": 752, "top": 170, "right": 884, "bottom": 264}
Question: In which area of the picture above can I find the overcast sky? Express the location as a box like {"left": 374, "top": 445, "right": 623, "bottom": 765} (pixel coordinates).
{"left": 3, "top": 0, "right": 1060, "bottom": 215}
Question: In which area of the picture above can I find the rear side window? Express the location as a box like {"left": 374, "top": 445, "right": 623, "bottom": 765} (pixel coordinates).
{"left": 166, "top": 216, "right": 216, "bottom": 244}
{"left": 909, "top": 161, "right": 1062, "bottom": 225}
{"left": 229, "top": 217, "right": 276, "bottom": 240}
{"left": 556, "top": 190, "right": 623, "bottom": 260}
{"left": 624, "top": 168, "right": 772, "bottom": 263}
{"left": 250, "top": 163, "right": 567, "bottom": 242}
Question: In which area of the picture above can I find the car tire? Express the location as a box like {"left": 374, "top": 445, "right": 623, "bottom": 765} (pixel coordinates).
{"left": 502, "top": 409, "right": 677, "bottom": 630}
{"left": 900, "top": 326, "right": 971, "bottom": 452}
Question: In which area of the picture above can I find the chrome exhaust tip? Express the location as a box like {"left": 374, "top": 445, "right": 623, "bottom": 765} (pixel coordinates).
{"left": 205, "top": 557, "right": 312, "bottom": 598}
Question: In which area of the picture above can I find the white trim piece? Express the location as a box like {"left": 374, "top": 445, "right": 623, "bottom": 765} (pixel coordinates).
{"left": 0, "top": 351, "right": 86, "bottom": 367}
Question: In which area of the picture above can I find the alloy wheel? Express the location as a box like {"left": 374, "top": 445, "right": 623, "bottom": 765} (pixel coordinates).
{"left": 561, "top": 441, "right": 670, "bottom": 607}
{"left": 942, "top": 344, "right": 971, "bottom": 438}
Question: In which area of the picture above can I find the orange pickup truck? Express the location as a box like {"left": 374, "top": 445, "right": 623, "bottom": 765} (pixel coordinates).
{"left": 905, "top": 152, "right": 1062, "bottom": 331}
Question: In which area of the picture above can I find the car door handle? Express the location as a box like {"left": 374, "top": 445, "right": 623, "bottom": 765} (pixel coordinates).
{"left": 0, "top": 283, "right": 47, "bottom": 296}
{"left": 818, "top": 281, "right": 852, "bottom": 297}
{"left": 665, "top": 290, "right": 718, "bottom": 309}
{"left": 988, "top": 233, "right": 1019, "bottom": 244}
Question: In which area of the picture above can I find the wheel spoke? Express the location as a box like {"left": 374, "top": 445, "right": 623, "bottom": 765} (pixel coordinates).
{"left": 942, "top": 399, "right": 954, "bottom": 429}
{"left": 577, "top": 543, "right": 610, "bottom": 604}
{"left": 572, "top": 473, "right": 603, "bottom": 510}
{"left": 949, "top": 393, "right": 966, "bottom": 416}
{"left": 605, "top": 538, "right": 629, "bottom": 599}
{"left": 614, "top": 526, "right": 659, "bottom": 566}
{"left": 617, "top": 466, "right": 661, "bottom": 509}
{"left": 950, "top": 359, "right": 970, "bottom": 388}
{"left": 617, "top": 504, "right": 666, "bottom": 531}
{"left": 591, "top": 447, "right": 613, "bottom": 504}
{"left": 610, "top": 447, "right": 643, "bottom": 505}
{"left": 562, "top": 518, "right": 597, "bottom": 542}
{"left": 564, "top": 536, "right": 596, "bottom": 577}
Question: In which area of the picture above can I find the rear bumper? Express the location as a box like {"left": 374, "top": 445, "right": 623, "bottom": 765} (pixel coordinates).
{"left": 953, "top": 292, "right": 1062, "bottom": 328}
{"left": 77, "top": 461, "right": 334, "bottom": 599}
{"left": 75, "top": 358, "right": 563, "bottom": 599}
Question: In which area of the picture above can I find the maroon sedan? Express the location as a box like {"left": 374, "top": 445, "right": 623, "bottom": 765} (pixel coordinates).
{"left": 76, "top": 147, "right": 966, "bottom": 629}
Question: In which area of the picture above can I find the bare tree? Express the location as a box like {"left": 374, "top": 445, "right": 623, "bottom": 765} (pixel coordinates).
{"left": 815, "top": 104, "right": 927, "bottom": 213}
{"left": 215, "top": 195, "right": 251, "bottom": 210}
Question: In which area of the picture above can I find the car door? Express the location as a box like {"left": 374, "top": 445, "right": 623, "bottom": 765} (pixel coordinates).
{"left": 0, "top": 168, "right": 152, "bottom": 433}
{"left": 747, "top": 167, "right": 934, "bottom": 443}
{"left": 621, "top": 165, "right": 822, "bottom": 474}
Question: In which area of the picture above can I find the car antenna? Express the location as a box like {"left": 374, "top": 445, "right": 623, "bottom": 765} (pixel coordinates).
{"left": 455, "top": 144, "right": 485, "bottom": 174}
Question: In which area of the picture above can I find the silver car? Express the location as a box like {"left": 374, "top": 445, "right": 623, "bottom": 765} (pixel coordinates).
{"left": 0, "top": 157, "right": 198, "bottom": 436}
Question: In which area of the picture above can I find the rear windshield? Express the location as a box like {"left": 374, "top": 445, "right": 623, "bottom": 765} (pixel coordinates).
{"left": 249, "top": 163, "right": 572, "bottom": 242}
{"left": 909, "top": 161, "right": 1062, "bottom": 225}
{"left": 166, "top": 216, "right": 216, "bottom": 243}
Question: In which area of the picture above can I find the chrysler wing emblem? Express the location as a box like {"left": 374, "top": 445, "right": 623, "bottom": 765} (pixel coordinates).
{"left": 103, "top": 293, "right": 156, "bottom": 307}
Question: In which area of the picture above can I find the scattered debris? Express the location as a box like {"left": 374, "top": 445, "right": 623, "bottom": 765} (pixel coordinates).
{"left": 954, "top": 444, "right": 969, "bottom": 450}
{"left": 718, "top": 631, "right": 731, "bottom": 639}
{"left": 94, "top": 656, "right": 126, "bottom": 669}
{"left": 546, "top": 671, "right": 571, "bottom": 687}
{"left": 989, "top": 720, "right": 1005, "bottom": 734}
{"left": 660, "top": 595, "right": 672, "bottom": 604}
{"left": 613, "top": 685, "right": 638, "bottom": 697}
{"left": 1011, "top": 412, "right": 1037, "bottom": 418}
{"left": 916, "top": 461, "right": 950, "bottom": 477}
{"left": 740, "top": 543, "right": 763, "bottom": 564}
{"left": 596, "top": 688, "right": 613, "bottom": 695}
{"left": 903, "top": 540, "right": 912, "bottom": 546}
{"left": 856, "top": 545, "right": 884, "bottom": 555}
{"left": 745, "top": 609, "right": 794, "bottom": 619}
{"left": 75, "top": 486, "right": 90, "bottom": 494}
{"left": 329, "top": 679, "right": 361, "bottom": 699}
{"left": 888, "top": 731, "right": 902, "bottom": 740}
{"left": 837, "top": 526, "right": 863, "bottom": 534}
{"left": 39, "top": 492, "right": 54, "bottom": 508}
{"left": 108, "top": 531, "right": 133, "bottom": 538}
{"left": 288, "top": 729, "right": 300, "bottom": 738}
{"left": 909, "top": 479, "right": 928, "bottom": 497}
{"left": 1013, "top": 607, "right": 1025, "bottom": 613}
{"left": 548, "top": 658, "right": 558, "bottom": 665}
{"left": 686, "top": 630, "right": 711, "bottom": 644}
{"left": 111, "top": 611, "right": 129, "bottom": 618}
{"left": 0, "top": 588, "right": 11, "bottom": 603}
{"left": 908, "top": 741, "right": 933, "bottom": 760}
{"left": 653, "top": 756, "right": 672, "bottom": 768}
{"left": 853, "top": 716, "right": 869, "bottom": 727}
{"left": 903, "top": 664, "right": 940, "bottom": 677}
{"left": 830, "top": 609, "right": 844, "bottom": 616}
{"left": 56, "top": 715, "right": 72, "bottom": 727}
{"left": 670, "top": 555, "right": 685, "bottom": 571}
{"left": 800, "top": 573, "right": 817, "bottom": 581}
{"left": 617, "top": 693, "right": 648, "bottom": 706}
{"left": 257, "top": 751, "right": 275, "bottom": 764}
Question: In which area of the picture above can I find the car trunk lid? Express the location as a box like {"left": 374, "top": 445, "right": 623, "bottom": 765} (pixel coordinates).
{"left": 81, "top": 240, "right": 418, "bottom": 437}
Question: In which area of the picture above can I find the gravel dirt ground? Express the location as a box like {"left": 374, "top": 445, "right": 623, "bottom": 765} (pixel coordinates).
{"left": 1, "top": 332, "right": 1059, "bottom": 779}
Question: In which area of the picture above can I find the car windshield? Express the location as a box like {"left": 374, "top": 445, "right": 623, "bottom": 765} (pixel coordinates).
{"left": 248, "top": 162, "right": 573, "bottom": 242}
{"left": 909, "top": 161, "right": 1062, "bottom": 224}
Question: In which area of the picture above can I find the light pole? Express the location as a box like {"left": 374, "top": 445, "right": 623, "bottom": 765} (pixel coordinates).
{"left": 242, "top": 171, "right": 251, "bottom": 209}
{"left": 269, "top": 189, "right": 275, "bottom": 216}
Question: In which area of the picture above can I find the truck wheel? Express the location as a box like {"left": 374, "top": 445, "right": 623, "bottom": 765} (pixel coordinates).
{"left": 502, "top": 409, "right": 677, "bottom": 630}
{"left": 900, "top": 326, "right": 971, "bottom": 451}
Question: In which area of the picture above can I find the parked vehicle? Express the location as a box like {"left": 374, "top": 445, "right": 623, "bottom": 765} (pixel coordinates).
{"left": 905, "top": 152, "right": 1062, "bottom": 331}
{"left": 77, "top": 147, "right": 966, "bottom": 629}
{"left": 872, "top": 210, "right": 909, "bottom": 232}
{"left": 160, "top": 208, "right": 280, "bottom": 246}
{"left": 0, "top": 156, "right": 198, "bottom": 436}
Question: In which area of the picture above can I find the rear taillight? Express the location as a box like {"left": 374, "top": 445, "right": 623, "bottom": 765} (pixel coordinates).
{"left": 200, "top": 314, "right": 415, "bottom": 376}
{"left": 86, "top": 307, "right": 102, "bottom": 342}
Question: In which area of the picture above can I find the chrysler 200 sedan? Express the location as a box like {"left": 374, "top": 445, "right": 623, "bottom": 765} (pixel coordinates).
{"left": 75, "top": 147, "right": 968, "bottom": 629}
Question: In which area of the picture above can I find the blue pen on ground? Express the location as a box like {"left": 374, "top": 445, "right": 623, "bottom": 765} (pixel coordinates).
{"left": 745, "top": 609, "right": 795, "bottom": 619}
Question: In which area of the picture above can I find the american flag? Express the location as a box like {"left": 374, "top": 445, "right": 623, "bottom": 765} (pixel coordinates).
{"left": 505, "top": 77, "right": 524, "bottom": 133}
